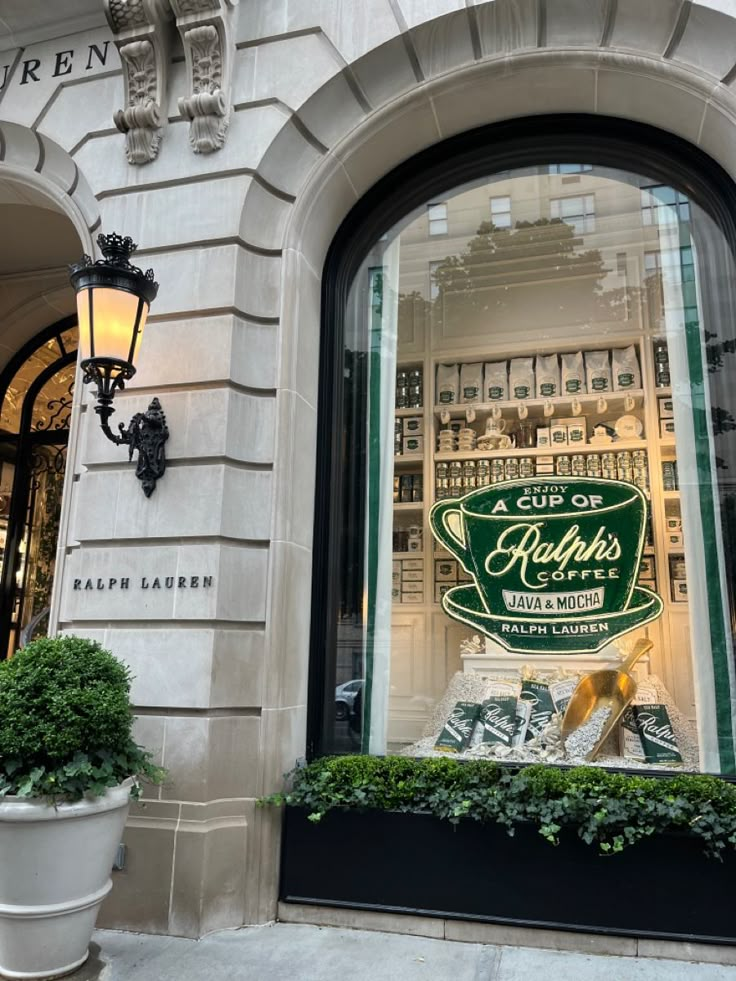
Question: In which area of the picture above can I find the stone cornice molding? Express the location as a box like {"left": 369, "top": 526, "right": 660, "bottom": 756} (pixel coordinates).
{"left": 170, "top": 0, "right": 239, "bottom": 154}
{"left": 103, "top": 0, "right": 173, "bottom": 165}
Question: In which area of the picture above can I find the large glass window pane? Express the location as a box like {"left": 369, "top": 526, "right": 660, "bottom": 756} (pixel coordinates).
{"left": 325, "top": 162, "right": 736, "bottom": 775}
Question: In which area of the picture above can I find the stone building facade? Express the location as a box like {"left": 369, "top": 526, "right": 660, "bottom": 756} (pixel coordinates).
{"left": 2, "top": 0, "right": 736, "bottom": 938}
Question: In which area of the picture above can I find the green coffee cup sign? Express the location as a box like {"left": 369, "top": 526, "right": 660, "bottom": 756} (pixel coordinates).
{"left": 430, "top": 477, "right": 663, "bottom": 654}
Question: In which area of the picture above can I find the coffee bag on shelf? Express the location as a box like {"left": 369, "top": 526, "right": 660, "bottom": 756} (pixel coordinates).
{"left": 436, "top": 363, "right": 459, "bottom": 405}
{"left": 585, "top": 350, "right": 612, "bottom": 393}
{"left": 509, "top": 357, "right": 535, "bottom": 400}
{"left": 484, "top": 361, "right": 508, "bottom": 401}
{"left": 535, "top": 353, "right": 560, "bottom": 398}
{"left": 561, "top": 351, "right": 587, "bottom": 395}
{"left": 612, "top": 345, "right": 642, "bottom": 391}
{"left": 460, "top": 362, "right": 483, "bottom": 403}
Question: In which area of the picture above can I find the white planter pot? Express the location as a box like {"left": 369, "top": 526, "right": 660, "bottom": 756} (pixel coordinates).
{"left": 0, "top": 780, "right": 132, "bottom": 980}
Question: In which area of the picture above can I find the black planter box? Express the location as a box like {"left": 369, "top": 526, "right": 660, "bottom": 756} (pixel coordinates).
{"left": 280, "top": 807, "right": 736, "bottom": 944}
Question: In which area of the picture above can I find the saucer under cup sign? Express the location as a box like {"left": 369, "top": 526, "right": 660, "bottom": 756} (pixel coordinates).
{"left": 429, "top": 476, "right": 663, "bottom": 654}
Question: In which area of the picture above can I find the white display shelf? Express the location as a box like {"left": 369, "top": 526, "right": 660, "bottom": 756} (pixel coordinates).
{"left": 433, "top": 440, "right": 648, "bottom": 461}
{"left": 395, "top": 406, "right": 424, "bottom": 417}
{"left": 394, "top": 454, "right": 424, "bottom": 467}
{"left": 433, "top": 389, "right": 644, "bottom": 421}
{"left": 663, "top": 490, "right": 681, "bottom": 500}
{"left": 393, "top": 552, "right": 423, "bottom": 559}
{"left": 393, "top": 502, "right": 423, "bottom": 511}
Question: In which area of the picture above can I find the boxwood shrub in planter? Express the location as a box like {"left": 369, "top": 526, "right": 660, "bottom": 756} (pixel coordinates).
{"left": 0, "top": 636, "right": 164, "bottom": 980}
{"left": 268, "top": 756, "right": 736, "bottom": 943}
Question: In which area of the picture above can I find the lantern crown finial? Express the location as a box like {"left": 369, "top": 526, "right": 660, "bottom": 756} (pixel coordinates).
{"left": 98, "top": 232, "right": 137, "bottom": 265}
{"left": 68, "top": 230, "right": 158, "bottom": 300}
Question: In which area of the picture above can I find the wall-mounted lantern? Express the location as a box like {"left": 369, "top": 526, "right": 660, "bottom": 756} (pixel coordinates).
{"left": 69, "top": 233, "right": 168, "bottom": 497}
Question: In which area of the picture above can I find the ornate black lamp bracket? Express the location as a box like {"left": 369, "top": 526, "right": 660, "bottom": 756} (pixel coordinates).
{"left": 82, "top": 358, "right": 169, "bottom": 498}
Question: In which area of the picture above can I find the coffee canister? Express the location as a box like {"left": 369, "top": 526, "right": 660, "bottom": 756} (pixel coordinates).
{"left": 654, "top": 340, "right": 670, "bottom": 388}
{"left": 396, "top": 370, "right": 408, "bottom": 408}
{"left": 399, "top": 475, "right": 413, "bottom": 502}
{"left": 408, "top": 368, "right": 422, "bottom": 407}
{"left": 555, "top": 455, "right": 571, "bottom": 476}
{"left": 449, "top": 460, "right": 463, "bottom": 497}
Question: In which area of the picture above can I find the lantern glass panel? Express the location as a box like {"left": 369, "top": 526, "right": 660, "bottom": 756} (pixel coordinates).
{"left": 76, "top": 287, "right": 148, "bottom": 366}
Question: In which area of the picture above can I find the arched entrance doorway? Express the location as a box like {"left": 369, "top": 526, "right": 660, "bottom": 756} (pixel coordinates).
{"left": 0, "top": 319, "right": 77, "bottom": 655}
{"left": 0, "top": 173, "right": 85, "bottom": 657}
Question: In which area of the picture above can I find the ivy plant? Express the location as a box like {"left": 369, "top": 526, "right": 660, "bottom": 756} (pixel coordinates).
{"left": 261, "top": 754, "right": 736, "bottom": 859}
{"left": 0, "top": 635, "right": 165, "bottom": 802}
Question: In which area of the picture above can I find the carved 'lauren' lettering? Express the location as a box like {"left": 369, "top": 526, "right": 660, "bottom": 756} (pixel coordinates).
{"left": 85, "top": 42, "right": 109, "bottom": 71}
{"left": 53, "top": 50, "right": 74, "bottom": 77}
{"left": 20, "top": 59, "right": 41, "bottom": 85}
{"left": 5, "top": 41, "right": 110, "bottom": 91}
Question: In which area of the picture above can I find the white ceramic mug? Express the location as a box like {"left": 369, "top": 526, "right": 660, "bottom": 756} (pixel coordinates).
{"left": 485, "top": 417, "right": 507, "bottom": 436}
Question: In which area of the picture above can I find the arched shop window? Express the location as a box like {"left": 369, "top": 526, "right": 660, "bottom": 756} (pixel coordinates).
{"left": 309, "top": 116, "right": 736, "bottom": 776}
{"left": 0, "top": 318, "right": 77, "bottom": 657}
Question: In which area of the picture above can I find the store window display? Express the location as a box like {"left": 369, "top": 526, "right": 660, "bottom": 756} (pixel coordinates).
{"left": 316, "top": 146, "right": 736, "bottom": 776}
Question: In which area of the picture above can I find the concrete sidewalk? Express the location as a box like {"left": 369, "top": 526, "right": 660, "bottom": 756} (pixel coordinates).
{"left": 80, "top": 923, "right": 736, "bottom": 980}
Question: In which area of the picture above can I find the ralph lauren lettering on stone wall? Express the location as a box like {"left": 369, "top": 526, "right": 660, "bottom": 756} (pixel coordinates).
{"left": 0, "top": 42, "right": 110, "bottom": 90}
{"left": 73, "top": 575, "right": 214, "bottom": 591}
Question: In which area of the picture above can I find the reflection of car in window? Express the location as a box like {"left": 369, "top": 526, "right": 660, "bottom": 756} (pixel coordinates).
{"left": 335, "top": 679, "right": 364, "bottom": 721}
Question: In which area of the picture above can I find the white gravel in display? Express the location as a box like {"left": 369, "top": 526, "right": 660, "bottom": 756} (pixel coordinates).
{"left": 563, "top": 706, "right": 612, "bottom": 759}
{"left": 405, "top": 671, "right": 700, "bottom": 771}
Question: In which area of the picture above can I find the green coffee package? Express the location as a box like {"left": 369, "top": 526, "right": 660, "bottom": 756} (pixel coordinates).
{"left": 480, "top": 697, "right": 518, "bottom": 747}
{"left": 434, "top": 701, "right": 481, "bottom": 753}
{"left": 620, "top": 682, "right": 682, "bottom": 765}
{"left": 520, "top": 679, "right": 555, "bottom": 742}
{"left": 631, "top": 703, "right": 682, "bottom": 765}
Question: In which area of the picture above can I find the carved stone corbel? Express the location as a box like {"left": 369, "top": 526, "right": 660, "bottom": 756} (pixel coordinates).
{"left": 104, "top": 0, "right": 173, "bottom": 165}
{"left": 170, "top": 0, "right": 239, "bottom": 154}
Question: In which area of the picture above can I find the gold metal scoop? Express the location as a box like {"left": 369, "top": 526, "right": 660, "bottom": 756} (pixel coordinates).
{"left": 560, "top": 638, "right": 654, "bottom": 761}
